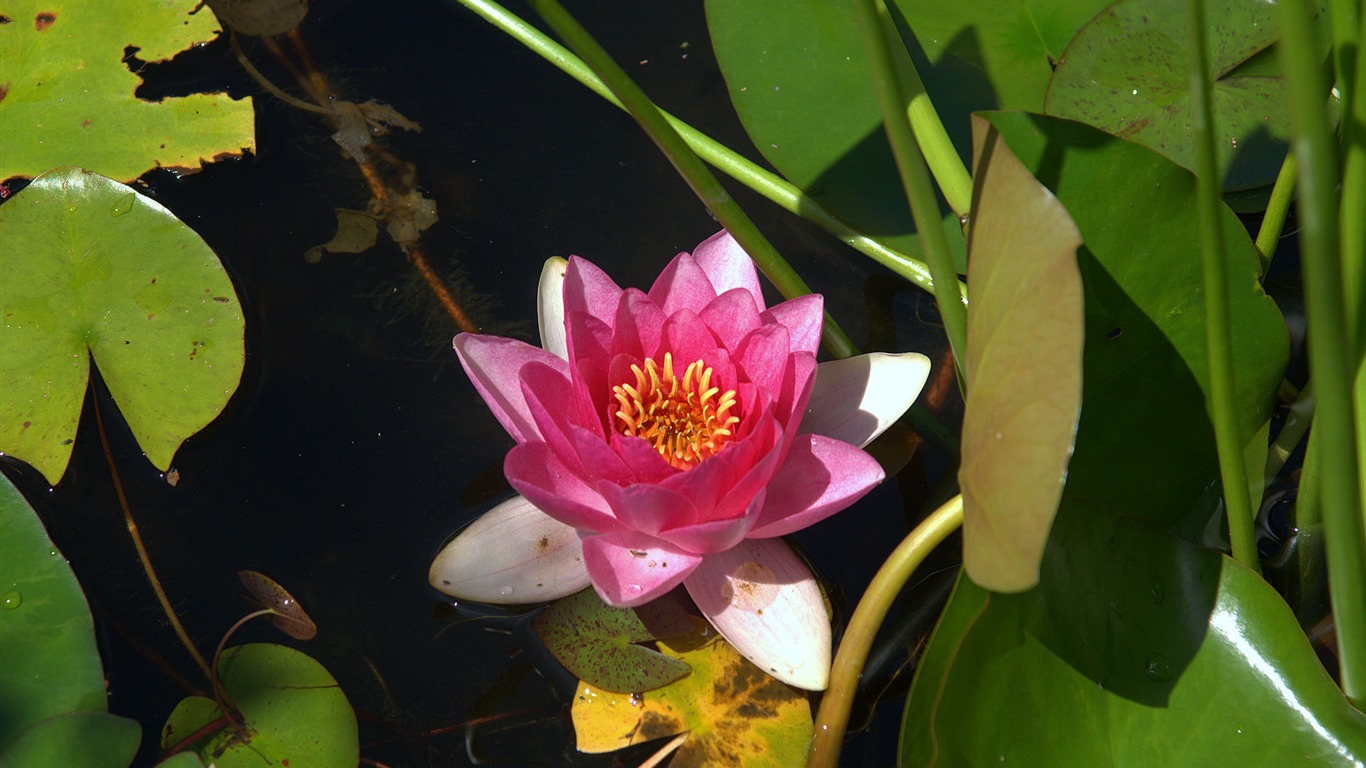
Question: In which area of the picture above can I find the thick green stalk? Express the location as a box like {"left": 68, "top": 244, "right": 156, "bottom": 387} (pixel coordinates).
{"left": 1255, "top": 152, "right": 1297, "bottom": 271}
{"left": 1187, "top": 0, "right": 1258, "bottom": 568}
{"left": 1345, "top": 6, "right": 1366, "bottom": 356}
{"left": 808, "top": 495, "right": 964, "bottom": 768}
{"left": 852, "top": 0, "right": 968, "bottom": 366}
{"left": 526, "top": 0, "right": 856, "bottom": 358}
{"left": 456, "top": 0, "right": 959, "bottom": 301}
{"left": 1281, "top": 0, "right": 1366, "bottom": 704}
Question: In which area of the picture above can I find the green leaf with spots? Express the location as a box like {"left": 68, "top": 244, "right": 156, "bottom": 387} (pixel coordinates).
{"left": 0, "top": 0, "right": 255, "bottom": 181}
{"left": 159, "top": 643, "right": 358, "bottom": 768}
{"left": 0, "top": 167, "right": 245, "bottom": 485}
{"left": 533, "top": 587, "right": 694, "bottom": 694}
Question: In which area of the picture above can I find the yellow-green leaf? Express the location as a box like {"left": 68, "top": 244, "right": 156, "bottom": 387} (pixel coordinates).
{"left": 0, "top": 0, "right": 255, "bottom": 181}
{"left": 571, "top": 619, "right": 811, "bottom": 768}
{"left": 959, "top": 114, "right": 1085, "bottom": 592}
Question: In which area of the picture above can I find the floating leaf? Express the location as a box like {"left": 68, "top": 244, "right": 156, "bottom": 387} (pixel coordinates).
{"left": 959, "top": 115, "right": 1084, "bottom": 592}
{"left": 204, "top": 0, "right": 309, "bottom": 37}
{"left": 0, "top": 0, "right": 255, "bottom": 180}
{"left": 533, "top": 588, "right": 693, "bottom": 693}
{"left": 1044, "top": 0, "right": 1330, "bottom": 192}
{"left": 303, "top": 208, "right": 380, "bottom": 263}
{"left": 0, "top": 167, "right": 246, "bottom": 485}
{"left": 237, "top": 570, "right": 317, "bottom": 641}
{"left": 572, "top": 619, "right": 812, "bottom": 768}
{"left": 0, "top": 472, "right": 106, "bottom": 744}
{"left": 159, "top": 643, "right": 358, "bottom": 768}
{"left": 0, "top": 711, "right": 140, "bottom": 768}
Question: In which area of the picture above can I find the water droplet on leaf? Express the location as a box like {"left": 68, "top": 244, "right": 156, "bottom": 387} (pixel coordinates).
{"left": 110, "top": 192, "right": 135, "bottom": 217}
{"left": 497, "top": 585, "right": 515, "bottom": 597}
{"left": 2, "top": 591, "right": 22, "bottom": 609}
{"left": 1144, "top": 654, "right": 1171, "bottom": 682}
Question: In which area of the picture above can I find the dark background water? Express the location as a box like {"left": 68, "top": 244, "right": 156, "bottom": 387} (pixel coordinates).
{"left": 3, "top": 1, "right": 960, "bottom": 765}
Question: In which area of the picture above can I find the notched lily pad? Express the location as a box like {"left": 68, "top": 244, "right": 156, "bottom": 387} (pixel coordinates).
{"left": 572, "top": 618, "right": 812, "bottom": 768}
{"left": 533, "top": 588, "right": 693, "bottom": 693}
{"left": 237, "top": 570, "right": 317, "bottom": 641}
{"left": 0, "top": 167, "right": 246, "bottom": 485}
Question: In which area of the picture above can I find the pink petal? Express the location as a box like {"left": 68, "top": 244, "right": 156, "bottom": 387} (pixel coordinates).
{"left": 566, "top": 310, "right": 612, "bottom": 384}
{"left": 520, "top": 362, "right": 592, "bottom": 476}
{"left": 429, "top": 496, "right": 591, "bottom": 604}
{"left": 803, "top": 353, "right": 931, "bottom": 447}
{"left": 599, "top": 482, "right": 698, "bottom": 535}
{"left": 538, "top": 257, "right": 569, "bottom": 360}
{"left": 762, "top": 293, "right": 824, "bottom": 355}
{"left": 582, "top": 532, "right": 703, "bottom": 607}
{"left": 505, "top": 442, "right": 625, "bottom": 534}
{"left": 656, "top": 493, "right": 761, "bottom": 554}
{"left": 568, "top": 426, "right": 644, "bottom": 486}
{"left": 691, "top": 230, "right": 764, "bottom": 304}
{"left": 649, "top": 253, "right": 718, "bottom": 315}
{"left": 454, "top": 334, "right": 567, "bottom": 444}
{"left": 610, "top": 289, "right": 665, "bottom": 362}
{"left": 731, "top": 324, "right": 792, "bottom": 396}
{"left": 699, "top": 287, "right": 763, "bottom": 351}
{"left": 661, "top": 311, "right": 723, "bottom": 368}
{"left": 685, "top": 539, "right": 830, "bottom": 690}
{"left": 563, "top": 255, "right": 623, "bottom": 327}
{"left": 747, "top": 434, "right": 885, "bottom": 538}
{"left": 608, "top": 433, "right": 676, "bottom": 484}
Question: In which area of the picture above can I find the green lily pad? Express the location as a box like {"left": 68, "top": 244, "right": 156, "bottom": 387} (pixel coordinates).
{"left": 959, "top": 115, "right": 1084, "bottom": 592}
{"left": 159, "top": 643, "right": 358, "bottom": 768}
{"left": 572, "top": 619, "right": 811, "bottom": 767}
{"left": 0, "top": 711, "right": 140, "bottom": 768}
{"left": 1044, "top": 0, "right": 1329, "bottom": 193}
{"left": 0, "top": 167, "right": 246, "bottom": 485}
{"left": 533, "top": 588, "right": 693, "bottom": 694}
{"left": 0, "top": 0, "right": 255, "bottom": 181}
{"left": 0, "top": 472, "right": 106, "bottom": 745}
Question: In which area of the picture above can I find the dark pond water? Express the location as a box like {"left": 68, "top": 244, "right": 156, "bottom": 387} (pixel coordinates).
{"left": 5, "top": 1, "right": 975, "bottom": 765}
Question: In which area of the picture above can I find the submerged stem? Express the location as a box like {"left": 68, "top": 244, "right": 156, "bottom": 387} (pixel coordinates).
{"left": 808, "top": 494, "right": 964, "bottom": 768}
{"left": 93, "top": 390, "right": 211, "bottom": 680}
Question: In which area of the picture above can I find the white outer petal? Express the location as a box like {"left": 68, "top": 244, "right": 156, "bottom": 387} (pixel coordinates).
{"left": 803, "top": 352, "right": 931, "bottom": 448}
{"left": 538, "top": 257, "right": 569, "bottom": 360}
{"left": 429, "top": 495, "right": 590, "bottom": 604}
{"left": 685, "top": 538, "right": 831, "bottom": 690}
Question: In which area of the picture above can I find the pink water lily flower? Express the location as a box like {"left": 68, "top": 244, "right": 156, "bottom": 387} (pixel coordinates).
{"left": 430, "top": 231, "right": 929, "bottom": 690}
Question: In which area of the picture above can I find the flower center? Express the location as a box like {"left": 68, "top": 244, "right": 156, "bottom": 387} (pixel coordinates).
{"left": 612, "top": 353, "right": 740, "bottom": 470}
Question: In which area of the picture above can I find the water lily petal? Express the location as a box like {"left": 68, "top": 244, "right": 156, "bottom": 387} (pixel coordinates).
{"left": 803, "top": 352, "right": 931, "bottom": 448}
{"left": 699, "top": 287, "right": 763, "bottom": 351}
{"left": 661, "top": 311, "right": 723, "bottom": 369}
{"left": 611, "top": 289, "right": 665, "bottom": 361}
{"left": 658, "top": 492, "right": 762, "bottom": 554}
{"left": 732, "top": 324, "right": 792, "bottom": 396}
{"left": 505, "top": 442, "right": 626, "bottom": 533}
{"left": 608, "top": 432, "right": 676, "bottom": 484}
{"left": 538, "top": 257, "right": 569, "bottom": 359}
{"left": 582, "top": 532, "right": 703, "bottom": 607}
{"left": 520, "top": 361, "right": 593, "bottom": 476}
{"left": 454, "top": 334, "right": 567, "bottom": 443}
{"left": 691, "top": 230, "right": 764, "bottom": 303}
{"left": 429, "top": 495, "right": 590, "bottom": 604}
{"left": 649, "top": 253, "right": 718, "bottom": 315}
{"left": 762, "top": 293, "right": 824, "bottom": 355}
{"left": 748, "top": 434, "right": 884, "bottom": 538}
{"left": 685, "top": 538, "right": 830, "bottom": 690}
{"left": 563, "top": 255, "right": 623, "bottom": 326}
{"left": 600, "top": 482, "right": 697, "bottom": 536}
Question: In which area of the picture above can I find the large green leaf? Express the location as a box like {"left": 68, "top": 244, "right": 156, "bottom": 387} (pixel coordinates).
{"left": 0, "top": 711, "right": 139, "bottom": 768}
{"left": 0, "top": 167, "right": 246, "bottom": 485}
{"left": 159, "top": 643, "right": 358, "bottom": 768}
{"left": 901, "top": 509, "right": 1366, "bottom": 765}
{"left": 705, "top": 0, "right": 967, "bottom": 271}
{"left": 959, "top": 115, "right": 1083, "bottom": 592}
{"left": 0, "top": 0, "right": 255, "bottom": 181}
{"left": 1044, "top": 0, "right": 1327, "bottom": 193}
{"left": 0, "top": 472, "right": 106, "bottom": 746}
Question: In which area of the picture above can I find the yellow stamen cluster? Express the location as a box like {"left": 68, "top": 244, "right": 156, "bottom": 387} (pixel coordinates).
{"left": 612, "top": 353, "right": 740, "bottom": 470}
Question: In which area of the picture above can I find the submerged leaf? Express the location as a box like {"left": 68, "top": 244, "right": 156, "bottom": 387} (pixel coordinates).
{"left": 0, "top": 0, "right": 254, "bottom": 180}
{"left": 237, "top": 571, "right": 317, "bottom": 641}
{"left": 0, "top": 167, "right": 246, "bottom": 485}
{"left": 572, "top": 619, "right": 812, "bottom": 767}
{"left": 533, "top": 588, "right": 693, "bottom": 693}
{"left": 959, "top": 115, "right": 1084, "bottom": 592}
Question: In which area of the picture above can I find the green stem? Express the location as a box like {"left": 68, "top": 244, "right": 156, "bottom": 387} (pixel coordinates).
{"left": 1265, "top": 380, "right": 1315, "bottom": 483}
{"left": 853, "top": 0, "right": 968, "bottom": 367}
{"left": 525, "top": 0, "right": 856, "bottom": 359}
{"left": 1187, "top": 0, "right": 1258, "bottom": 568}
{"left": 1255, "top": 152, "right": 1297, "bottom": 271}
{"left": 1344, "top": 6, "right": 1366, "bottom": 356}
{"left": 1281, "top": 0, "right": 1366, "bottom": 704}
{"left": 808, "top": 495, "right": 964, "bottom": 768}
{"left": 455, "top": 0, "right": 960, "bottom": 301}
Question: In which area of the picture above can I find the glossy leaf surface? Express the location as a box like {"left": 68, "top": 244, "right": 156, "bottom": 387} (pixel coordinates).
{"left": 0, "top": 167, "right": 246, "bottom": 485}
{"left": 0, "top": 472, "right": 105, "bottom": 745}
{"left": 572, "top": 619, "right": 811, "bottom": 767}
{"left": 159, "top": 643, "right": 358, "bottom": 768}
{"left": 0, "top": 711, "right": 140, "bottom": 768}
{"left": 237, "top": 570, "right": 318, "bottom": 641}
{"left": 533, "top": 588, "right": 692, "bottom": 693}
{"left": 959, "top": 115, "right": 1083, "bottom": 592}
{"left": 0, "top": 0, "right": 254, "bottom": 180}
